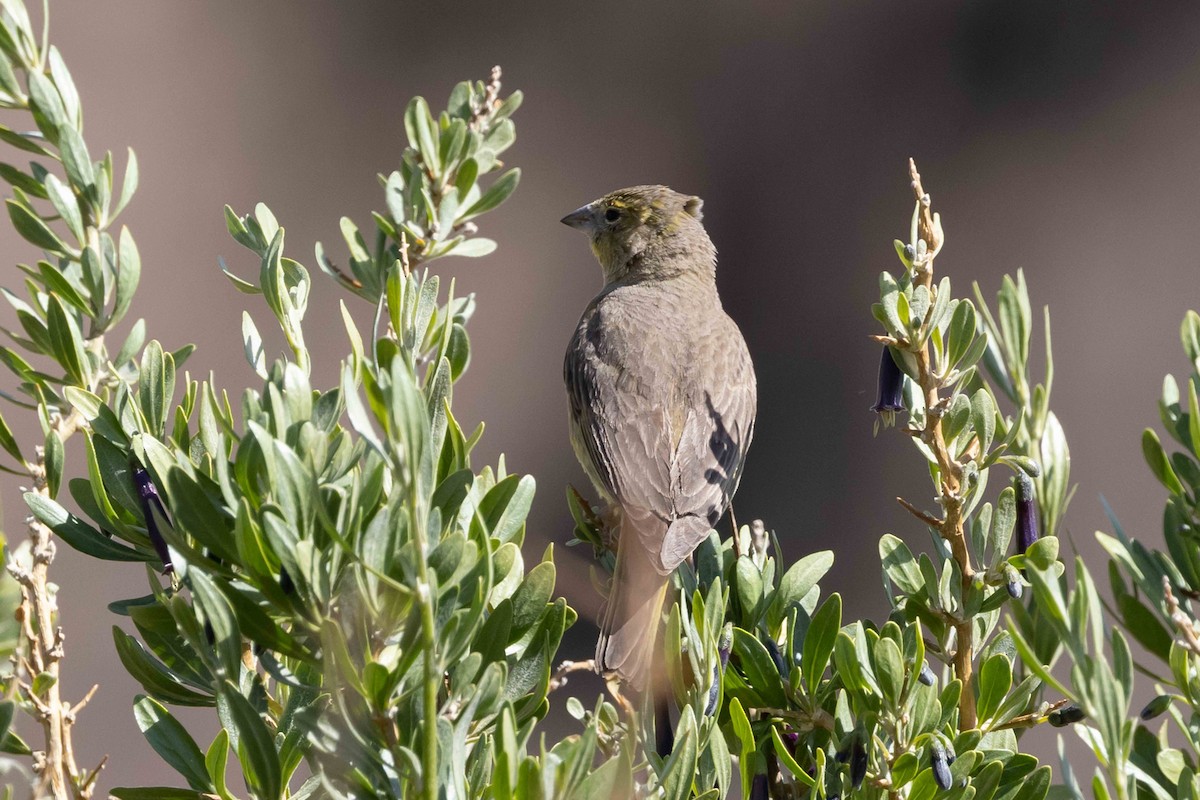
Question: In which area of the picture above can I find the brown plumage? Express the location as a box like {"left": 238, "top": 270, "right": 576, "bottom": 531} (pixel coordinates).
{"left": 562, "top": 185, "right": 757, "bottom": 691}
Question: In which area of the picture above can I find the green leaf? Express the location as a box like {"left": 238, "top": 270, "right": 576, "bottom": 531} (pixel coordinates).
{"left": 460, "top": 168, "right": 520, "bottom": 220}
{"left": 879, "top": 534, "right": 923, "bottom": 594}
{"left": 219, "top": 682, "right": 282, "bottom": 800}
{"left": 43, "top": 173, "right": 81, "bottom": 240}
{"left": 1143, "top": 428, "right": 1185, "bottom": 495}
{"left": 732, "top": 627, "right": 787, "bottom": 707}
{"left": 24, "top": 492, "right": 148, "bottom": 562}
{"left": 510, "top": 560, "right": 555, "bottom": 635}
{"left": 58, "top": 126, "right": 95, "bottom": 193}
{"left": 802, "top": 593, "right": 841, "bottom": 694}
{"left": 46, "top": 294, "right": 88, "bottom": 386}
{"left": 448, "top": 237, "right": 497, "bottom": 258}
{"left": 133, "top": 695, "right": 213, "bottom": 791}
{"left": 112, "top": 627, "right": 214, "bottom": 707}
{"left": 113, "top": 147, "right": 139, "bottom": 218}
{"left": 735, "top": 556, "right": 764, "bottom": 624}
{"left": 1024, "top": 536, "right": 1059, "bottom": 570}
{"left": 112, "top": 226, "right": 141, "bottom": 328}
{"left": 206, "top": 729, "right": 231, "bottom": 800}
{"left": 26, "top": 69, "right": 65, "bottom": 141}
{"left": 139, "top": 340, "right": 173, "bottom": 435}
{"left": 971, "top": 388, "right": 996, "bottom": 456}
{"left": 40, "top": 431, "right": 63, "bottom": 503}
{"left": 976, "top": 653, "right": 1013, "bottom": 724}
{"left": 0, "top": 409, "right": 22, "bottom": 466}
{"left": 875, "top": 636, "right": 904, "bottom": 703}
{"left": 658, "top": 707, "right": 698, "bottom": 800}
{"left": 474, "top": 474, "right": 535, "bottom": 544}
{"left": 773, "top": 550, "right": 833, "bottom": 614}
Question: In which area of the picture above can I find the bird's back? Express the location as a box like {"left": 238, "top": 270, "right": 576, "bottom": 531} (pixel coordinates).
{"left": 565, "top": 276, "right": 756, "bottom": 571}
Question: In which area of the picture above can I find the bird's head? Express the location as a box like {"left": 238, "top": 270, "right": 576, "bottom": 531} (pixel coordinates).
{"left": 561, "top": 185, "right": 713, "bottom": 284}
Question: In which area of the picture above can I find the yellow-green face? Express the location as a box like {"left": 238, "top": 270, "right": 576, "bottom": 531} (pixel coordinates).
{"left": 561, "top": 185, "right": 704, "bottom": 280}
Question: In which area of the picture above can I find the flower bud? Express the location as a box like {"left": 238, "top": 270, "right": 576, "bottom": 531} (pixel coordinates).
{"left": 1014, "top": 474, "right": 1040, "bottom": 555}
{"left": 132, "top": 463, "right": 173, "bottom": 574}
{"left": 872, "top": 347, "right": 905, "bottom": 429}
{"left": 655, "top": 695, "right": 673, "bottom": 757}
{"left": 705, "top": 662, "right": 720, "bottom": 717}
{"left": 930, "top": 740, "right": 952, "bottom": 789}
{"left": 718, "top": 624, "right": 733, "bottom": 670}
{"left": 1048, "top": 704, "right": 1085, "bottom": 727}
{"left": 706, "top": 626, "right": 733, "bottom": 717}
{"left": 918, "top": 662, "right": 937, "bottom": 686}
{"left": 1140, "top": 695, "right": 1172, "bottom": 721}
{"left": 749, "top": 774, "right": 769, "bottom": 800}
{"left": 764, "top": 636, "right": 788, "bottom": 678}
{"left": 1004, "top": 565, "right": 1023, "bottom": 599}
{"left": 850, "top": 737, "right": 868, "bottom": 788}
{"left": 279, "top": 565, "right": 295, "bottom": 595}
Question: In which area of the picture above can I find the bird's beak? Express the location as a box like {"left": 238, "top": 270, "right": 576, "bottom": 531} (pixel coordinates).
{"left": 560, "top": 205, "right": 593, "bottom": 230}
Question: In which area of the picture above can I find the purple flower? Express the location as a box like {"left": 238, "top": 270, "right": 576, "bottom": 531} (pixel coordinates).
{"left": 132, "top": 463, "right": 173, "bottom": 573}
{"left": 872, "top": 347, "right": 905, "bottom": 429}
{"left": 850, "top": 737, "right": 868, "bottom": 788}
{"left": 1014, "top": 474, "right": 1040, "bottom": 555}
{"left": 931, "top": 740, "right": 952, "bottom": 789}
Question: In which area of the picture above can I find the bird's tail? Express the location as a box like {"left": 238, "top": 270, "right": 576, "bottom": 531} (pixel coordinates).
{"left": 596, "top": 525, "right": 670, "bottom": 692}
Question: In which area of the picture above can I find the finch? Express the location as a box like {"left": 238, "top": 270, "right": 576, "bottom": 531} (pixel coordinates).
{"left": 562, "top": 185, "right": 757, "bottom": 691}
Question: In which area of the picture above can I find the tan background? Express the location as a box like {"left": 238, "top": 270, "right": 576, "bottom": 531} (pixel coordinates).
{"left": 2, "top": 0, "right": 1199, "bottom": 793}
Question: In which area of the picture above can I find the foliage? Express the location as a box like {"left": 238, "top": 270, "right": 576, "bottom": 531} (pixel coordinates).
{"left": 0, "top": 2, "right": 1196, "bottom": 800}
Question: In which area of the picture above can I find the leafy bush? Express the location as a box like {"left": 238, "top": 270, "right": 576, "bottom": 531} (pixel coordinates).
{"left": 0, "top": 2, "right": 1195, "bottom": 800}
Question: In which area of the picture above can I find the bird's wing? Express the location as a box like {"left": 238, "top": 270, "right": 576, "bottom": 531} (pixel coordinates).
{"left": 564, "top": 302, "right": 675, "bottom": 525}
{"left": 661, "top": 322, "right": 757, "bottom": 569}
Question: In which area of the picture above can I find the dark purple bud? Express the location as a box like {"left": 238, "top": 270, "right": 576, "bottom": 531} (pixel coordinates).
{"left": 780, "top": 731, "right": 799, "bottom": 757}
{"left": 931, "top": 740, "right": 952, "bottom": 789}
{"left": 850, "top": 737, "right": 868, "bottom": 788}
{"left": 872, "top": 347, "right": 905, "bottom": 427}
{"left": 918, "top": 662, "right": 936, "bottom": 686}
{"left": 655, "top": 694, "right": 673, "bottom": 757}
{"left": 705, "top": 662, "right": 720, "bottom": 716}
{"left": 1015, "top": 474, "right": 1040, "bottom": 555}
{"left": 718, "top": 624, "right": 733, "bottom": 670}
{"left": 764, "top": 636, "right": 788, "bottom": 678}
{"left": 749, "top": 774, "right": 769, "bottom": 800}
{"left": 1048, "top": 704, "right": 1085, "bottom": 727}
{"left": 132, "top": 464, "right": 173, "bottom": 573}
{"left": 279, "top": 565, "right": 295, "bottom": 595}
{"left": 1140, "top": 695, "right": 1171, "bottom": 720}
{"left": 1004, "top": 565, "right": 1023, "bottom": 599}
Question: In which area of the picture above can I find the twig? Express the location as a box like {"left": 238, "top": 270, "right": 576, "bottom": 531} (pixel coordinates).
{"left": 992, "top": 698, "right": 1070, "bottom": 731}
{"left": 748, "top": 706, "right": 835, "bottom": 732}
{"left": 548, "top": 659, "right": 596, "bottom": 692}
{"left": 906, "top": 160, "right": 976, "bottom": 729}
{"left": 6, "top": 336, "right": 109, "bottom": 799}
{"left": 1164, "top": 579, "right": 1200, "bottom": 657}
{"left": 896, "top": 496, "right": 943, "bottom": 528}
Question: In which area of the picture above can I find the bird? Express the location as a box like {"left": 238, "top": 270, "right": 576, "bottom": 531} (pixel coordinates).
{"left": 562, "top": 185, "right": 757, "bottom": 692}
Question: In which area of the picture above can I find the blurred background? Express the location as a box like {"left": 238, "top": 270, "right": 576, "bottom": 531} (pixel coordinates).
{"left": 3, "top": 0, "right": 1200, "bottom": 792}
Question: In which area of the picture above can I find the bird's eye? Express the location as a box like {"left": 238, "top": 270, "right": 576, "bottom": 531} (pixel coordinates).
{"left": 604, "top": 207, "right": 621, "bottom": 222}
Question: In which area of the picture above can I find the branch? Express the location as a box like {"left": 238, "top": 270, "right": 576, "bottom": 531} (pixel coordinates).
{"left": 906, "top": 160, "right": 976, "bottom": 730}
{"left": 1164, "top": 579, "right": 1200, "bottom": 657}
{"left": 9, "top": 383, "right": 102, "bottom": 799}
